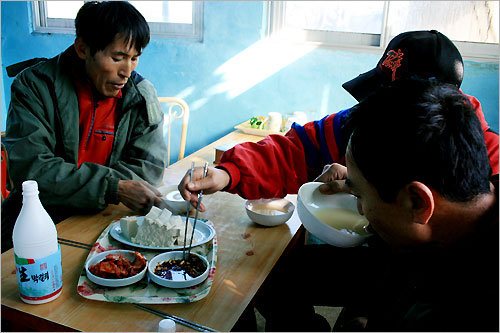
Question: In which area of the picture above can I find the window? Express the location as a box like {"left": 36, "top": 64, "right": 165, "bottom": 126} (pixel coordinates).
{"left": 32, "top": 1, "right": 203, "bottom": 41}
{"left": 268, "top": 1, "right": 499, "bottom": 62}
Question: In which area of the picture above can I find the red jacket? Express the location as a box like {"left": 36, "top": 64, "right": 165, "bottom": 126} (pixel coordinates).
{"left": 218, "top": 93, "right": 499, "bottom": 199}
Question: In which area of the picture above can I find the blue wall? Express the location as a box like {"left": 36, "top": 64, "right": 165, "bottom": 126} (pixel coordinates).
{"left": 2, "top": 1, "right": 499, "bottom": 164}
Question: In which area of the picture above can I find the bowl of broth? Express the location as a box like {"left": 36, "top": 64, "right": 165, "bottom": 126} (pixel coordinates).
{"left": 245, "top": 198, "right": 295, "bottom": 227}
{"left": 297, "top": 182, "right": 372, "bottom": 247}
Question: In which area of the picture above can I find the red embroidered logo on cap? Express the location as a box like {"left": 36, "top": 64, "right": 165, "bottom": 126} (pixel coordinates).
{"left": 380, "top": 49, "right": 404, "bottom": 81}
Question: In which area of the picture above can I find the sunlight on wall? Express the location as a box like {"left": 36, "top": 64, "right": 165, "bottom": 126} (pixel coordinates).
{"left": 208, "top": 32, "right": 318, "bottom": 99}
{"left": 190, "top": 97, "right": 210, "bottom": 111}
{"left": 320, "top": 83, "right": 331, "bottom": 118}
{"left": 176, "top": 86, "right": 196, "bottom": 100}
{"left": 179, "top": 32, "right": 319, "bottom": 113}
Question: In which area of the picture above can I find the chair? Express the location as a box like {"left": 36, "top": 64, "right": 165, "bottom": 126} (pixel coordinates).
{"left": 1, "top": 132, "right": 13, "bottom": 201}
{"left": 158, "top": 97, "right": 190, "bottom": 166}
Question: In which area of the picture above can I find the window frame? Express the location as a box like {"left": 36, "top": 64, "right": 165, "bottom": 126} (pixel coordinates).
{"left": 267, "top": 1, "right": 498, "bottom": 62}
{"left": 267, "top": 1, "right": 390, "bottom": 49}
{"left": 31, "top": 1, "right": 204, "bottom": 41}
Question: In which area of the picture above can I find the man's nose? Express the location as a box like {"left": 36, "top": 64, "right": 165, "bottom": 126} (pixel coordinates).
{"left": 119, "top": 60, "right": 133, "bottom": 78}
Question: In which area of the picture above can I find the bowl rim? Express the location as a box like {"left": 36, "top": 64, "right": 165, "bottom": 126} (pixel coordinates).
{"left": 85, "top": 249, "right": 148, "bottom": 287}
{"left": 148, "top": 251, "right": 209, "bottom": 288}
{"left": 245, "top": 198, "right": 295, "bottom": 216}
{"left": 160, "top": 185, "right": 188, "bottom": 213}
{"left": 162, "top": 184, "right": 185, "bottom": 202}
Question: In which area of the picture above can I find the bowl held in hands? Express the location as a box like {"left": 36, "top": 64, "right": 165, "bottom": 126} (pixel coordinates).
{"left": 297, "top": 182, "right": 372, "bottom": 247}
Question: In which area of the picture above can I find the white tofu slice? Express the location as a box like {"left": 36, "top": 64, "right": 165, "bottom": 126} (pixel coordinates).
{"left": 119, "top": 216, "right": 138, "bottom": 239}
{"left": 146, "top": 206, "right": 163, "bottom": 220}
{"left": 157, "top": 208, "right": 173, "bottom": 225}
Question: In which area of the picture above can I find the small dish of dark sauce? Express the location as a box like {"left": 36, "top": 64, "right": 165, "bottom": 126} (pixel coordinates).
{"left": 154, "top": 254, "right": 207, "bottom": 281}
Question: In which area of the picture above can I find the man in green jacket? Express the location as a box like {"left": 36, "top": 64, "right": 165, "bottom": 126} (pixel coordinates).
{"left": 2, "top": 1, "right": 167, "bottom": 252}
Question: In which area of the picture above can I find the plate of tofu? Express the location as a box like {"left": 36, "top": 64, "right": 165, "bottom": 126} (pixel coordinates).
{"left": 109, "top": 206, "right": 216, "bottom": 250}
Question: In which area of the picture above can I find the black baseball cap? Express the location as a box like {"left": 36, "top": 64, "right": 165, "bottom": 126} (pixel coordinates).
{"left": 342, "top": 30, "right": 464, "bottom": 102}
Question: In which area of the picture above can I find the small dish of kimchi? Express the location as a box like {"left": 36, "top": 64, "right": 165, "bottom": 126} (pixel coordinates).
{"left": 85, "top": 250, "right": 148, "bottom": 287}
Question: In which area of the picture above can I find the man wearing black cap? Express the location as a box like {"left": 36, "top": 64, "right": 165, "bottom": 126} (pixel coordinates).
{"left": 178, "top": 30, "right": 498, "bottom": 211}
{"left": 182, "top": 30, "right": 499, "bottom": 331}
{"left": 249, "top": 77, "right": 499, "bottom": 332}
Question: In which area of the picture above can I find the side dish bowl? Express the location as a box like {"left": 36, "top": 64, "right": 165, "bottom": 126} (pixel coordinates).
{"left": 148, "top": 251, "right": 209, "bottom": 289}
{"left": 245, "top": 198, "right": 295, "bottom": 227}
{"left": 85, "top": 250, "right": 147, "bottom": 287}
{"left": 160, "top": 184, "right": 189, "bottom": 214}
{"left": 297, "top": 182, "right": 372, "bottom": 247}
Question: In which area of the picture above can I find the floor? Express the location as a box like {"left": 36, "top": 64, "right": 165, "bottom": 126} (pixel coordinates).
{"left": 254, "top": 306, "right": 342, "bottom": 331}
{"left": 244, "top": 234, "right": 342, "bottom": 331}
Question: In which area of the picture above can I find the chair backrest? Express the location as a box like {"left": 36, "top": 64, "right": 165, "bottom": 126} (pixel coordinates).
{"left": 158, "top": 97, "right": 190, "bottom": 166}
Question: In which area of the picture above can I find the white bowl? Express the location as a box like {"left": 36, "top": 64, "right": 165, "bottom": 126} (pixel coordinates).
{"left": 245, "top": 198, "right": 295, "bottom": 227}
{"left": 85, "top": 250, "right": 148, "bottom": 287}
{"left": 161, "top": 185, "right": 189, "bottom": 214}
{"left": 297, "top": 182, "right": 372, "bottom": 247}
{"left": 148, "top": 251, "right": 209, "bottom": 288}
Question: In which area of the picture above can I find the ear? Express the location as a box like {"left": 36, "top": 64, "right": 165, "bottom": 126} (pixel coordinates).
{"left": 403, "top": 181, "right": 435, "bottom": 225}
{"left": 74, "top": 37, "right": 89, "bottom": 60}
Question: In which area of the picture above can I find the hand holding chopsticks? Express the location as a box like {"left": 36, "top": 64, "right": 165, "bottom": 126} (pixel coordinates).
{"left": 178, "top": 164, "right": 232, "bottom": 212}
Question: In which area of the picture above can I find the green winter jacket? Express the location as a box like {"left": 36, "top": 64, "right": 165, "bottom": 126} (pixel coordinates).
{"left": 2, "top": 47, "right": 167, "bottom": 233}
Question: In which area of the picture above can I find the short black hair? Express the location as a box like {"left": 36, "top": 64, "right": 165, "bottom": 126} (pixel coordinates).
{"left": 345, "top": 77, "right": 491, "bottom": 203}
{"left": 75, "top": 1, "right": 150, "bottom": 55}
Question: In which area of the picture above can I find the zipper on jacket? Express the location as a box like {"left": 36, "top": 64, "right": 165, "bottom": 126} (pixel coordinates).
{"left": 84, "top": 97, "right": 98, "bottom": 149}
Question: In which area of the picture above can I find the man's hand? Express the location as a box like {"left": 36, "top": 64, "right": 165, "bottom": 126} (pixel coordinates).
{"left": 117, "top": 180, "right": 163, "bottom": 215}
{"left": 314, "top": 163, "right": 350, "bottom": 195}
{"left": 178, "top": 166, "right": 230, "bottom": 212}
{"left": 314, "top": 163, "right": 347, "bottom": 183}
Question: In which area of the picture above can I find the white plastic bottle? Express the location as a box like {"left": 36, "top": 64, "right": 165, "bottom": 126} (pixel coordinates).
{"left": 12, "top": 180, "right": 63, "bottom": 304}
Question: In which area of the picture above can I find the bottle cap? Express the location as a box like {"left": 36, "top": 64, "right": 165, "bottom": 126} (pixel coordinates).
{"left": 158, "top": 319, "right": 176, "bottom": 332}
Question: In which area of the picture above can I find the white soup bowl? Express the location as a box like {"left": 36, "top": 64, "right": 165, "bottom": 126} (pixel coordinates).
{"left": 297, "top": 182, "right": 372, "bottom": 247}
{"left": 245, "top": 198, "right": 295, "bottom": 227}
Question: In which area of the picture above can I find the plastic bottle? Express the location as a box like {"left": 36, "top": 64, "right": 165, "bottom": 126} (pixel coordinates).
{"left": 158, "top": 319, "right": 176, "bottom": 332}
{"left": 12, "top": 180, "right": 63, "bottom": 304}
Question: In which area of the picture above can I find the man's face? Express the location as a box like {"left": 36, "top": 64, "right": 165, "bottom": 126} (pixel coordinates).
{"left": 345, "top": 144, "right": 415, "bottom": 247}
{"left": 82, "top": 35, "right": 141, "bottom": 97}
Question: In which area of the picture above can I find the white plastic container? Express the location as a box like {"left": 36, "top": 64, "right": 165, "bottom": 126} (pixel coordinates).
{"left": 158, "top": 319, "right": 176, "bottom": 332}
{"left": 12, "top": 180, "right": 63, "bottom": 304}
